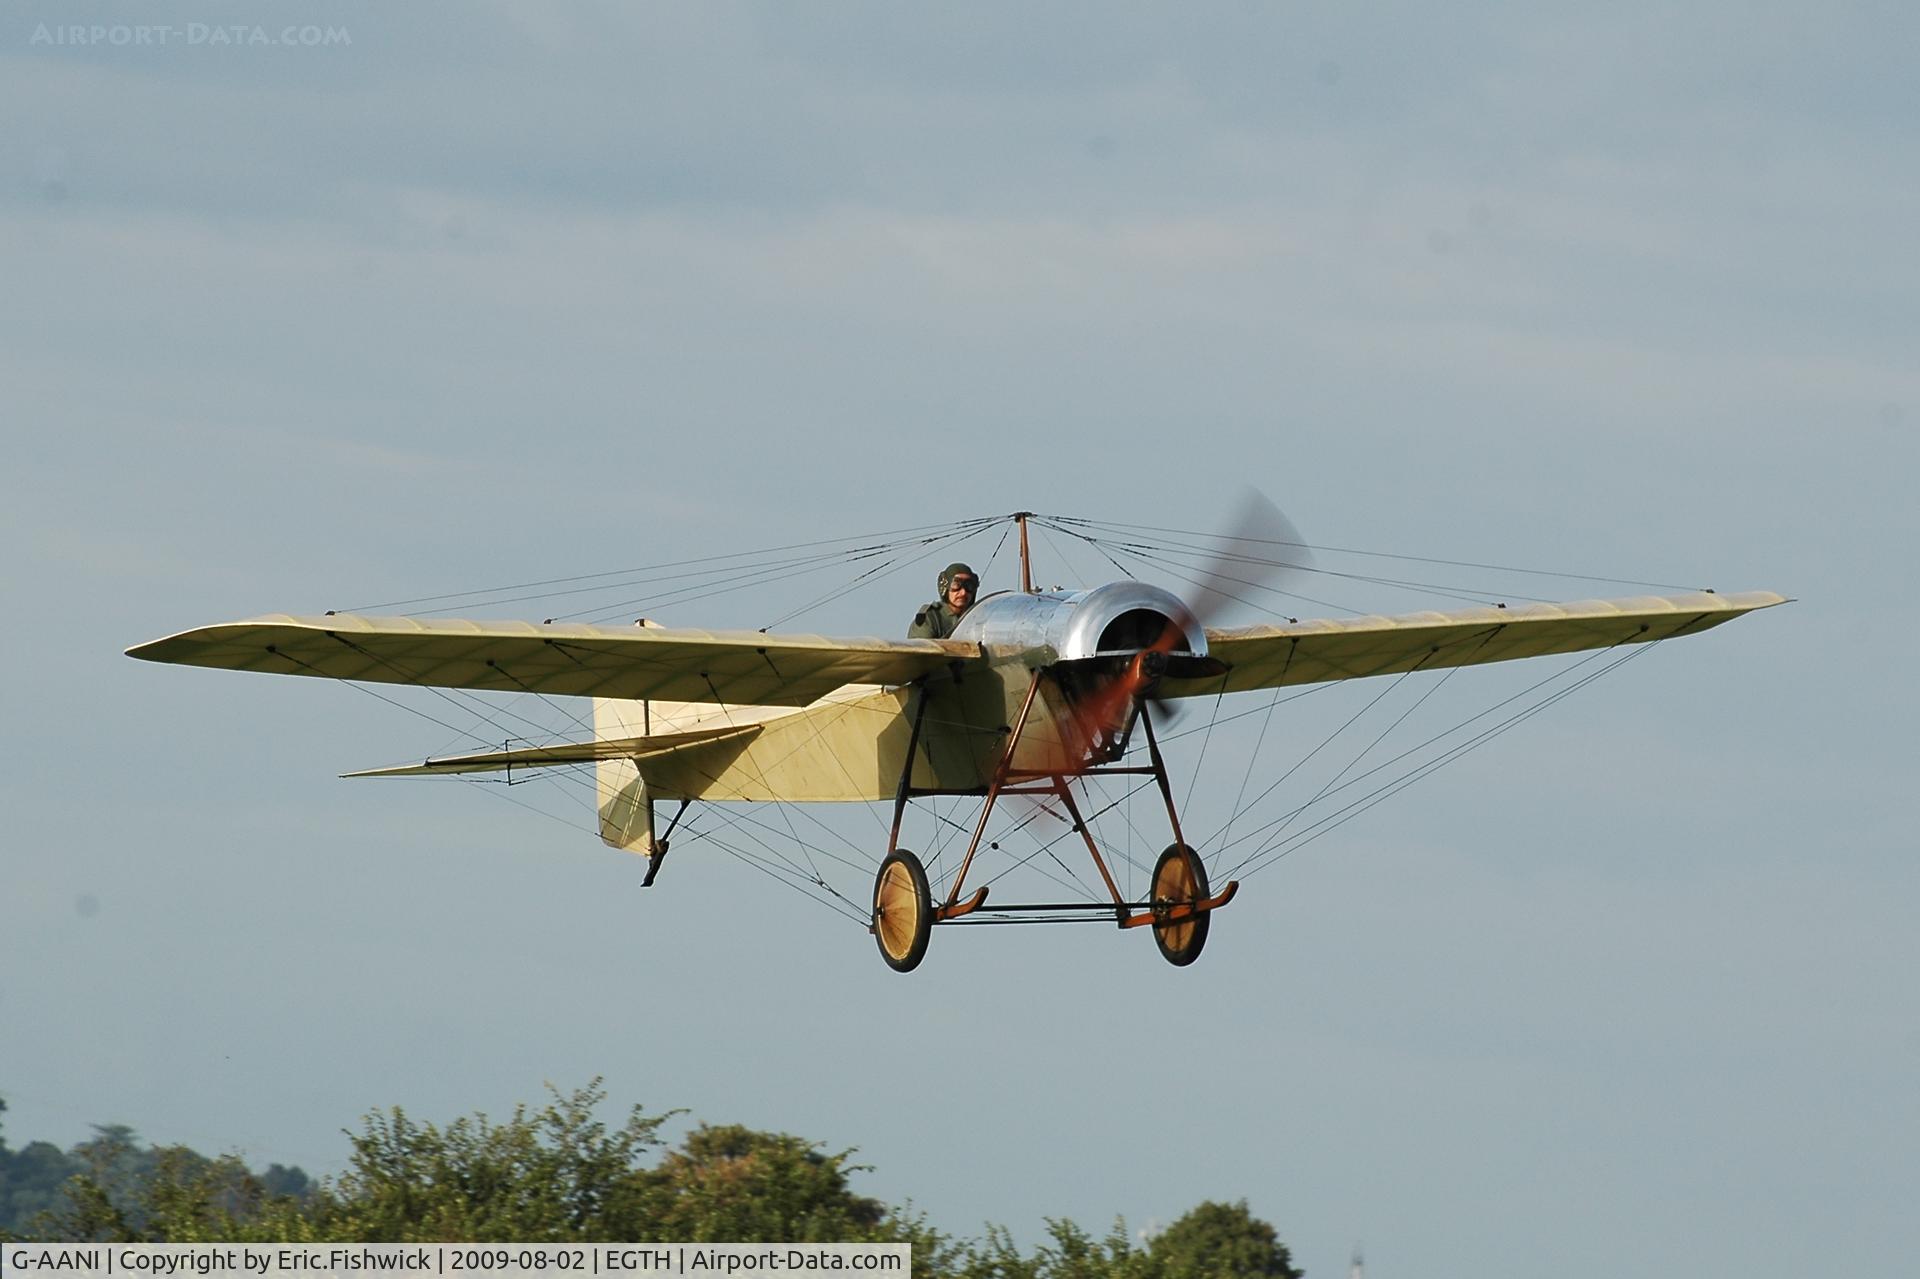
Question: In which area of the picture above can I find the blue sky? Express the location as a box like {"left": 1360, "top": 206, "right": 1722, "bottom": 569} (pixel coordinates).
{"left": 3, "top": 5, "right": 1915, "bottom": 1276}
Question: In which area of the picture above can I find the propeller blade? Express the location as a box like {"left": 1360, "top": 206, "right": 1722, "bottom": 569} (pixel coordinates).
{"left": 1152, "top": 488, "right": 1313, "bottom": 725}
{"left": 1183, "top": 487, "right": 1314, "bottom": 628}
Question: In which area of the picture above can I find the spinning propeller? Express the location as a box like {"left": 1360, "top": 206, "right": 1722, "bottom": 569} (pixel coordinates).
{"left": 1055, "top": 489, "right": 1314, "bottom": 760}
{"left": 1147, "top": 486, "right": 1313, "bottom": 724}
{"left": 1181, "top": 486, "right": 1314, "bottom": 634}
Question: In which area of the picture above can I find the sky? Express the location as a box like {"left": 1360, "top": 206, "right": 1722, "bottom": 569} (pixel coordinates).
{"left": 3, "top": 3, "right": 1916, "bottom": 1276}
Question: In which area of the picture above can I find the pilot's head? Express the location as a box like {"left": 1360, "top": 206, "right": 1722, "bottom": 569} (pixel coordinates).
{"left": 938, "top": 563, "right": 979, "bottom": 612}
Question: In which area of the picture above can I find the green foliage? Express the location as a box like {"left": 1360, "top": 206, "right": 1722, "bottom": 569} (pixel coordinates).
{"left": 0, "top": 1096, "right": 318, "bottom": 1243}
{"left": 321, "top": 1080, "right": 670, "bottom": 1241}
{"left": 4, "top": 1085, "right": 1300, "bottom": 1279}
{"left": 26, "top": 1138, "right": 318, "bottom": 1244}
{"left": 260, "top": 1165, "right": 314, "bottom": 1201}
{"left": 1, "top": 1096, "right": 73, "bottom": 1236}
{"left": 317, "top": 1084, "right": 937, "bottom": 1251}
{"left": 956, "top": 1218, "right": 1160, "bottom": 1279}
{"left": 639, "top": 1123, "right": 887, "bottom": 1243}
{"left": 1147, "top": 1200, "right": 1302, "bottom": 1279}
{"left": 954, "top": 1204, "right": 1304, "bottom": 1279}
{"left": 1, "top": 1138, "right": 86, "bottom": 1236}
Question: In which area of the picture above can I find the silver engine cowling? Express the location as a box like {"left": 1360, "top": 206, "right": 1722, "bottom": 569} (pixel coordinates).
{"left": 939, "top": 581, "right": 1225, "bottom": 771}
{"left": 950, "top": 580, "right": 1218, "bottom": 676}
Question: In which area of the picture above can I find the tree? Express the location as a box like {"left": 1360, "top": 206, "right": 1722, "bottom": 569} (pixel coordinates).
{"left": 29, "top": 1125, "right": 153, "bottom": 1241}
{"left": 639, "top": 1123, "right": 889, "bottom": 1243}
{"left": 30, "top": 1137, "right": 316, "bottom": 1244}
{"left": 1147, "top": 1200, "right": 1301, "bottom": 1279}
{"left": 956, "top": 1218, "right": 1164, "bottom": 1279}
{"left": 1, "top": 1098, "right": 87, "bottom": 1238}
{"left": 0, "top": 1098, "right": 316, "bottom": 1244}
{"left": 317, "top": 1084, "right": 940, "bottom": 1253}
{"left": 4, "top": 1083, "right": 1301, "bottom": 1279}
{"left": 321, "top": 1080, "right": 671, "bottom": 1241}
{"left": 259, "top": 1165, "right": 313, "bottom": 1201}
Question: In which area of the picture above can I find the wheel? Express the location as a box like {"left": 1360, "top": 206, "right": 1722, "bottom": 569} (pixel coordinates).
{"left": 1150, "top": 843, "right": 1211, "bottom": 967}
{"left": 873, "top": 850, "right": 933, "bottom": 972}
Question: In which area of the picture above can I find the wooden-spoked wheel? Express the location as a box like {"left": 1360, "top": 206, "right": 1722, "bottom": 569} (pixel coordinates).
{"left": 873, "top": 850, "right": 933, "bottom": 973}
{"left": 1150, "top": 843, "right": 1211, "bottom": 967}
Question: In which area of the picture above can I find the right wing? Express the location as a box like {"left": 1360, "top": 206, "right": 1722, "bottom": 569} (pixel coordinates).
{"left": 127, "top": 613, "right": 976, "bottom": 706}
{"left": 1161, "top": 590, "right": 1787, "bottom": 697}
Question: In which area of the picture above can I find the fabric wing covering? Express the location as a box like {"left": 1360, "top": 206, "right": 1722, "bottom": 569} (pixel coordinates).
{"left": 126, "top": 614, "right": 977, "bottom": 706}
{"left": 1162, "top": 590, "right": 1787, "bottom": 697}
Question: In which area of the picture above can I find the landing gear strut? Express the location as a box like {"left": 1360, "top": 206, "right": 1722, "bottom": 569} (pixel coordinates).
{"left": 868, "top": 674, "right": 1237, "bottom": 972}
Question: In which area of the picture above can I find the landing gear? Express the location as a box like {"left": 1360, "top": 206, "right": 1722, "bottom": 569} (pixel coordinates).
{"left": 1149, "top": 843, "right": 1210, "bottom": 967}
{"left": 872, "top": 850, "right": 933, "bottom": 973}
{"left": 872, "top": 675, "right": 1237, "bottom": 973}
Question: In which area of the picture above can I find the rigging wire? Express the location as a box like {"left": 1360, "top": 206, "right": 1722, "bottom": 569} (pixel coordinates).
{"left": 693, "top": 830, "right": 870, "bottom": 926}
{"left": 1219, "top": 653, "right": 1451, "bottom": 869}
{"left": 572, "top": 520, "right": 1002, "bottom": 625}
{"left": 1208, "top": 641, "right": 1621, "bottom": 871}
{"left": 1047, "top": 514, "right": 1709, "bottom": 594}
{"left": 974, "top": 521, "right": 1015, "bottom": 589}
{"left": 304, "top": 508, "right": 1702, "bottom": 935}
{"left": 758, "top": 519, "right": 1003, "bottom": 632}
{"left": 975, "top": 780, "right": 1156, "bottom": 895}
{"left": 1052, "top": 521, "right": 1516, "bottom": 608}
{"left": 1230, "top": 642, "right": 1659, "bottom": 882}
{"left": 422, "top": 543, "right": 887, "bottom": 620}
{"left": 343, "top": 517, "right": 1004, "bottom": 614}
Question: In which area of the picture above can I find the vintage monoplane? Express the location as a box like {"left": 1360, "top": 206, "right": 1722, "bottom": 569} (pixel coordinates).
{"left": 128, "top": 511, "right": 1783, "bottom": 972}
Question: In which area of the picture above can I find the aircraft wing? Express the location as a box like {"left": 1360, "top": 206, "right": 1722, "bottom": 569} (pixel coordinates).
{"left": 126, "top": 614, "right": 977, "bottom": 706}
{"left": 1162, "top": 590, "right": 1787, "bottom": 697}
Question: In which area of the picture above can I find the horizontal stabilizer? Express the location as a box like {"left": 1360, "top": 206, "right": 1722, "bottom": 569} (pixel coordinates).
{"left": 344, "top": 722, "right": 762, "bottom": 778}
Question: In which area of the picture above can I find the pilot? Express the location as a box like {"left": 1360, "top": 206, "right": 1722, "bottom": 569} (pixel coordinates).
{"left": 909, "top": 563, "right": 979, "bottom": 639}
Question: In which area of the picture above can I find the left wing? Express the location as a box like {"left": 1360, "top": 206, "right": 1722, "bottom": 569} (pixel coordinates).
{"left": 1161, "top": 590, "right": 1787, "bottom": 697}
{"left": 126, "top": 613, "right": 977, "bottom": 706}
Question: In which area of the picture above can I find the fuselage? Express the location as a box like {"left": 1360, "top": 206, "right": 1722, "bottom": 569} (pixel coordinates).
{"left": 625, "top": 581, "right": 1206, "bottom": 802}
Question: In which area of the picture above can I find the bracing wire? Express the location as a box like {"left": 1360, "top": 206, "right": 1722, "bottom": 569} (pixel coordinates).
{"left": 308, "top": 509, "right": 1700, "bottom": 935}
{"left": 1226, "top": 643, "right": 1660, "bottom": 883}
{"left": 1047, "top": 514, "right": 1710, "bottom": 594}
{"left": 343, "top": 517, "right": 1004, "bottom": 614}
